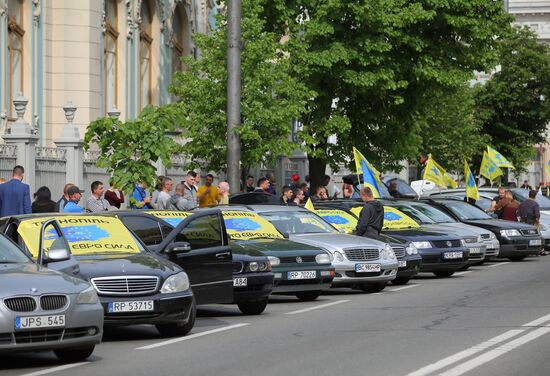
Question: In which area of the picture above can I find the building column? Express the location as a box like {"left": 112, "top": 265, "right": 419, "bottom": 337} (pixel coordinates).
{"left": 54, "top": 101, "right": 84, "bottom": 188}
{"left": 0, "top": 0, "right": 7, "bottom": 115}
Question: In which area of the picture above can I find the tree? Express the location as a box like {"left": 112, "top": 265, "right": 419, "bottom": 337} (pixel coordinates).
{"left": 475, "top": 26, "right": 550, "bottom": 174}
{"left": 263, "top": 0, "right": 513, "bottom": 188}
{"left": 84, "top": 105, "right": 183, "bottom": 193}
{"left": 169, "top": 0, "right": 313, "bottom": 178}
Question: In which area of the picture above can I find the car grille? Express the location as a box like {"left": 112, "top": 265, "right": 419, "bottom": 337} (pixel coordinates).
{"left": 40, "top": 295, "right": 67, "bottom": 311}
{"left": 480, "top": 234, "right": 491, "bottom": 240}
{"left": 4, "top": 297, "right": 37, "bottom": 312}
{"left": 520, "top": 229, "right": 538, "bottom": 236}
{"left": 91, "top": 276, "right": 159, "bottom": 295}
{"left": 463, "top": 237, "right": 478, "bottom": 244}
{"left": 432, "top": 240, "right": 462, "bottom": 248}
{"left": 344, "top": 249, "right": 380, "bottom": 261}
{"left": 233, "top": 261, "right": 244, "bottom": 273}
{"left": 392, "top": 246, "right": 405, "bottom": 258}
{"left": 279, "top": 256, "right": 316, "bottom": 264}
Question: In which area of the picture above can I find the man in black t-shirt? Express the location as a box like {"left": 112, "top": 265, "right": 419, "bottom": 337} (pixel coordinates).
{"left": 488, "top": 186, "right": 506, "bottom": 219}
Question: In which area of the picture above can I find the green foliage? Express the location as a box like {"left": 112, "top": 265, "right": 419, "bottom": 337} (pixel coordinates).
{"left": 475, "top": 27, "right": 550, "bottom": 174}
{"left": 84, "top": 105, "right": 183, "bottom": 194}
{"left": 169, "top": 0, "right": 313, "bottom": 173}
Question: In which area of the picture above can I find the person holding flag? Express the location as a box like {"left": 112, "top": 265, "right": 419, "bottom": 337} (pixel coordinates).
{"left": 353, "top": 147, "right": 381, "bottom": 198}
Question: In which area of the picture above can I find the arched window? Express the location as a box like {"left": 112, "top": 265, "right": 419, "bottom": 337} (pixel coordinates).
{"left": 171, "top": 4, "right": 190, "bottom": 75}
{"left": 104, "top": 0, "right": 119, "bottom": 114}
{"left": 139, "top": 0, "right": 153, "bottom": 110}
{"left": 7, "top": 0, "right": 24, "bottom": 118}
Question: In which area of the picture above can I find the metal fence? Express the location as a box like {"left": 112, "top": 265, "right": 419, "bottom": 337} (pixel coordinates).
{"left": 35, "top": 147, "right": 67, "bottom": 196}
{"left": 0, "top": 145, "right": 17, "bottom": 181}
{"left": 166, "top": 155, "right": 188, "bottom": 183}
{"left": 83, "top": 151, "right": 111, "bottom": 195}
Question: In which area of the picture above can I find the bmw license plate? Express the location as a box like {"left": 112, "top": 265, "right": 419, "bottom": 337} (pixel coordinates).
{"left": 398, "top": 260, "right": 407, "bottom": 268}
{"left": 108, "top": 301, "right": 154, "bottom": 313}
{"left": 530, "top": 239, "right": 542, "bottom": 246}
{"left": 355, "top": 263, "right": 381, "bottom": 273}
{"left": 288, "top": 271, "right": 316, "bottom": 280}
{"left": 443, "top": 251, "right": 463, "bottom": 259}
{"left": 233, "top": 277, "right": 247, "bottom": 287}
{"left": 15, "top": 315, "right": 65, "bottom": 330}
{"left": 469, "top": 247, "right": 481, "bottom": 254}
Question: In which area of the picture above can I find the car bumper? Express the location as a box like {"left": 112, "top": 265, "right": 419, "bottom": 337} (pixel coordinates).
{"left": 0, "top": 301, "right": 103, "bottom": 352}
{"left": 100, "top": 291, "right": 194, "bottom": 326}
{"left": 272, "top": 265, "right": 334, "bottom": 293}
{"left": 233, "top": 272, "right": 274, "bottom": 302}
{"left": 466, "top": 244, "right": 487, "bottom": 263}
{"left": 418, "top": 247, "right": 469, "bottom": 272}
{"left": 498, "top": 243, "right": 542, "bottom": 258}
{"left": 331, "top": 260, "right": 398, "bottom": 286}
{"left": 396, "top": 255, "right": 422, "bottom": 278}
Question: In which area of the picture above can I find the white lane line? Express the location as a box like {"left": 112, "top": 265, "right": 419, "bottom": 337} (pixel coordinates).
{"left": 285, "top": 300, "right": 350, "bottom": 315}
{"left": 453, "top": 271, "right": 473, "bottom": 276}
{"left": 17, "top": 362, "right": 90, "bottom": 376}
{"left": 136, "top": 323, "right": 250, "bottom": 350}
{"left": 488, "top": 262, "right": 511, "bottom": 268}
{"left": 523, "top": 312, "right": 550, "bottom": 327}
{"left": 389, "top": 284, "right": 419, "bottom": 292}
{"left": 406, "top": 330, "right": 524, "bottom": 376}
{"left": 439, "top": 326, "right": 550, "bottom": 376}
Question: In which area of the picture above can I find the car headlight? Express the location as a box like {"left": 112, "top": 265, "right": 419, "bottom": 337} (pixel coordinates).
{"left": 500, "top": 229, "right": 521, "bottom": 237}
{"left": 412, "top": 241, "right": 432, "bottom": 249}
{"left": 77, "top": 285, "right": 99, "bottom": 304}
{"left": 477, "top": 235, "right": 483, "bottom": 243}
{"left": 406, "top": 243, "right": 418, "bottom": 255}
{"left": 333, "top": 251, "right": 345, "bottom": 262}
{"left": 489, "top": 232, "right": 496, "bottom": 239}
{"left": 259, "top": 261, "right": 271, "bottom": 272}
{"left": 160, "top": 272, "right": 190, "bottom": 294}
{"left": 460, "top": 239, "right": 467, "bottom": 247}
{"left": 248, "top": 261, "right": 259, "bottom": 272}
{"left": 267, "top": 256, "right": 280, "bottom": 267}
{"left": 384, "top": 244, "right": 396, "bottom": 260}
{"left": 315, "top": 253, "right": 331, "bottom": 265}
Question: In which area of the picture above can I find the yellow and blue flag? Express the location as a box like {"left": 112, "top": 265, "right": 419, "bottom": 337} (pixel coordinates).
{"left": 423, "top": 156, "right": 448, "bottom": 188}
{"left": 464, "top": 160, "right": 479, "bottom": 201}
{"left": 353, "top": 147, "right": 381, "bottom": 198}
{"left": 304, "top": 198, "right": 315, "bottom": 212}
{"left": 480, "top": 151, "right": 503, "bottom": 182}
{"left": 487, "top": 146, "right": 514, "bottom": 169}
{"left": 545, "top": 159, "right": 550, "bottom": 178}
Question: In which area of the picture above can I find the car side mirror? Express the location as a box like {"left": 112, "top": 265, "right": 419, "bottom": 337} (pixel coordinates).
{"left": 167, "top": 242, "right": 192, "bottom": 253}
{"left": 44, "top": 238, "right": 71, "bottom": 263}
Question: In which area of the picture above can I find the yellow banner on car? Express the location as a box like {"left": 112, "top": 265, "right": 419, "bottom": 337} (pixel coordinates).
{"left": 221, "top": 210, "right": 284, "bottom": 240}
{"left": 316, "top": 209, "right": 358, "bottom": 234}
{"left": 350, "top": 205, "right": 419, "bottom": 230}
{"left": 18, "top": 216, "right": 141, "bottom": 258}
{"left": 147, "top": 210, "right": 192, "bottom": 227}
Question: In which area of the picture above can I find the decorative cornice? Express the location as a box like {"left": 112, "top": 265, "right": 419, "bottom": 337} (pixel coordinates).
{"left": 125, "top": 0, "right": 133, "bottom": 39}
{"left": 0, "top": 0, "right": 7, "bottom": 17}
{"left": 101, "top": 0, "right": 106, "bottom": 33}
{"left": 32, "top": 0, "right": 41, "bottom": 25}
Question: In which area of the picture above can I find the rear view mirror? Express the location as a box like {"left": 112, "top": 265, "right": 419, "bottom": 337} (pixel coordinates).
{"left": 38, "top": 219, "right": 71, "bottom": 265}
{"left": 46, "top": 238, "right": 71, "bottom": 262}
{"left": 167, "top": 242, "right": 192, "bottom": 253}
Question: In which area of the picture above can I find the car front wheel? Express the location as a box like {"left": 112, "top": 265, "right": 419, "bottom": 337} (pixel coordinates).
{"left": 295, "top": 291, "right": 321, "bottom": 301}
{"left": 237, "top": 299, "right": 268, "bottom": 315}
{"left": 54, "top": 345, "right": 95, "bottom": 362}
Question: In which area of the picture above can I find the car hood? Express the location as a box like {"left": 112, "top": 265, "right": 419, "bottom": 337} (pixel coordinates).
{"left": 383, "top": 228, "right": 460, "bottom": 241}
{"left": 229, "top": 241, "right": 267, "bottom": 257}
{"left": 0, "top": 263, "right": 89, "bottom": 296}
{"left": 421, "top": 223, "right": 478, "bottom": 237}
{"left": 290, "top": 233, "right": 386, "bottom": 252}
{"left": 230, "top": 238, "right": 325, "bottom": 257}
{"left": 433, "top": 222, "right": 493, "bottom": 237}
{"left": 75, "top": 252, "right": 182, "bottom": 279}
{"left": 463, "top": 219, "right": 537, "bottom": 231}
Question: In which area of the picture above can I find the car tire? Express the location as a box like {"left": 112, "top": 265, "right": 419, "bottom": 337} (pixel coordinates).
{"left": 357, "top": 283, "right": 386, "bottom": 293}
{"left": 54, "top": 345, "right": 95, "bottom": 362}
{"left": 156, "top": 298, "right": 196, "bottom": 337}
{"left": 391, "top": 277, "right": 410, "bottom": 285}
{"left": 508, "top": 255, "right": 527, "bottom": 261}
{"left": 433, "top": 270, "right": 455, "bottom": 278}
{"left": 295, "top": 291, "right": 321, "bottom": 301}
{"left": 237, "top": 299, "right": 268, "bottom": 315}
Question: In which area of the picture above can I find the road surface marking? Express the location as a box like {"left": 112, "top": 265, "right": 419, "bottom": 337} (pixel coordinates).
{"left": 285, "top": 300, "right": 350, "bottom": 315}
{"left": 453, "top": 271, "right": 472, "bottom": 276}
{"left": 136, "top": 323, "right": 250, "bottom": 350}
{"left": 439, "top": 326, "right": 550, "bottom": 376}
{"left": 406, "top": 330, "right": 523, "bottom": 376}
{"left": 488, "top": 262, "right": 511, "bottom": 268}
{"left": 522, "top": 312, "right": 550, "bottom": 327}
{"left": 18, "top": 362, "right": 90, "bottom": 376}
{"left": 389, "top": 284, "right": 419, "bottom": 292}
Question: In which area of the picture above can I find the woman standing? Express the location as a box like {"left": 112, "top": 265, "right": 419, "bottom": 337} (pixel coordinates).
{"left": 32, "top": 186, "right": 56, "bottom": 213}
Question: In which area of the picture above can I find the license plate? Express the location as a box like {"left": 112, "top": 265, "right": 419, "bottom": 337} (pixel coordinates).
{"left": 398, "top": 260, "right": 407, "bottom": 268}
{"left": 287, "top": 271, "right": 316, "bottom": 280}
{"left": 233, "top": 277, "right": 247, "bottom": 287}
{"left": 530, "top": 239, "right": 542, "bottom": 246}
{"left": 108, "top": 300, "right": 154, "bottom": 313}
{"left": 443, "top": 251, "right": 463, "bottom": 259}
{"left": 469, "top": 247, "right": 481, "bottom": 254}
{"left": 355, "top": 263, "right": 381, "bottom": 273}
{"left": 15, "top": 315, "right": 65, "bottom": 330}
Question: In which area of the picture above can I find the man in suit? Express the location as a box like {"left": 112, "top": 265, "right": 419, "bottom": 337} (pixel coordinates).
{"left": 0, "top": 165, "right": 32, "bottom": 216}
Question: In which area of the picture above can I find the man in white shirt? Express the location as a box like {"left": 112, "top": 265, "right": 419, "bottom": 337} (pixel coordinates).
{"left": 156, "top": 177, "right": 174, "bottom": 210}
{"left": 86, "top": 181, "right": 112, "bottom": 212}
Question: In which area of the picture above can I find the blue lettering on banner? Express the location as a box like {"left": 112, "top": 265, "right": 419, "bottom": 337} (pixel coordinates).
{"left": 384, "top": 212, "right": 401, "bottom": 221}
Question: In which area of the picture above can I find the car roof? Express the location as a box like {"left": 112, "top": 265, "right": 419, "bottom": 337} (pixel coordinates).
{"left": 247, "top": 204, "right": 310, "bottom": 213}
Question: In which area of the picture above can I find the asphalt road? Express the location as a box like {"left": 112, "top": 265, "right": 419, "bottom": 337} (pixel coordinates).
{"left": 3, "top": 257, "right": 550, "bottom": 376}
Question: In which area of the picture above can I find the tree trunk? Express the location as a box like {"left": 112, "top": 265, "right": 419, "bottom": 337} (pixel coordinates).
{"left": 308, "top": 155, "right": 327, "bottom": 193}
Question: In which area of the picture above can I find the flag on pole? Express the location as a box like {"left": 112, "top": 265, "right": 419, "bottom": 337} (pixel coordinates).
{"left": 431, "top": 158, "right": 458, "bottom": 189}
{"left": 479, "top": 151, "right": 503, "bottom": 182}
{"left": 464, "top": 160, "right": 479, "bottom": 201}
{"left": 546, "top": 159, "right": 550, "bottom": 178}
{"left": 487, "top": 146, "right": 514, "bottom": 169}
{"left": 423, "top": 156, "right": 448, "bottom": 188}
{"left": 304, "top": 198, "right": 315, "bottom": 212}
{"left": 353, "top": 147, "right": 381, "bottom": 198}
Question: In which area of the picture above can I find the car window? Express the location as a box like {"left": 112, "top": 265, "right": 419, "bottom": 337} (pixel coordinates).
{"left": 316, "top": 209, "right": 358, "bottom": 234}
{"left": 350, "top": 205, "right": 420, "bottom": 229}
{"left": 409, "top": 203, "right": 457, "bottom": 223}
{"left": 513, "top": 189, "right": 550, "bottom": 210}
{"left": 121, "top": 216, "right": 164, "bottom": 246}
{"left": 260, "top": 210, "right": 338, "bottom": 234}
{"left": 222, "top": 210, "right": 285, "bottom": 240}
{"left": 0, "top": 234, "right": 31, "bottom": 263}
{"left": 443, "top": 201, "right": 492, "bottom": 220}
{"left": 390, "top": 205, "right": 432, "bottom": 224}
{"left": 148, "top": 210, "right": 192, "bottom": 228}
{"left": 175, "top": 214, "right": 223, "bottom": 249}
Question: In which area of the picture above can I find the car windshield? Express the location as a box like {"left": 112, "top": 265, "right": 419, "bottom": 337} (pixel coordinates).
{"left": 0, "top": 234, "right": 31, "bottom": 263}
{"left": 222, "top": 210, "right": 284, "bottom": 240}
{"left": 513, "top": 189, "right": 550, "bottom": 210}
{"left": 408, "top": 203, "right": 457, "bottom": 223}
{"left": 442, "top": 201, "right": 492, "bottom": 220}
{"left": 390, "top": 204, "right": 434, "bottom": 225}
{"left": 260, "top": 211, "right": 338, "bottom": 235}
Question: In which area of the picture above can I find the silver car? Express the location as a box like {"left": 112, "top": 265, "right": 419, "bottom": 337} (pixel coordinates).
{"left": 248, "top": 205, "right": 398, "bottom": 293}
{"left": 0, "top": 220, "right": 103, "bottom": 361}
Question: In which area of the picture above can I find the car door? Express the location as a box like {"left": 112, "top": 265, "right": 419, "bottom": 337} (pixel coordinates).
{"left": 157, "top": 210, "right": 233, "bottom": 305}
